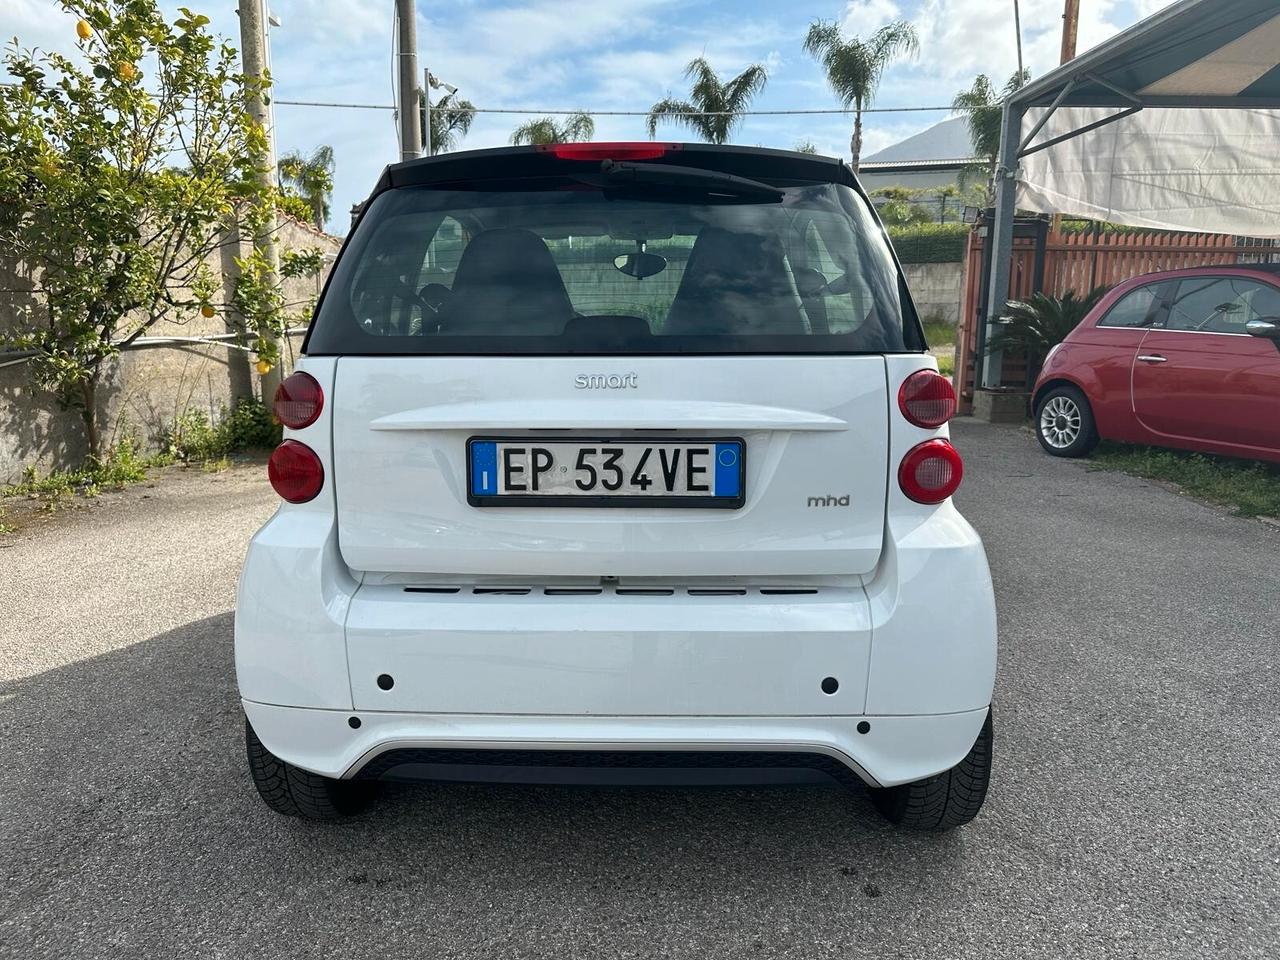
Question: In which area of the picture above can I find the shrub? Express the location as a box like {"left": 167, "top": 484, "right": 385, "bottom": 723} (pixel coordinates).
{"left": 92, "top": 435, "right": 151, "bottom": 487}
{"left": 222, "top": 397, "right": 281, "bottom": 450}
{"left": 888, "top": 223, "right": 969, "bottom": 264}
{"left": 164, "top": 409, "right": 223, "bottom": 462}
{"left": 162, "top": 398, "right": 281, "bottom": 463}
{"left": 987, "top": 288, "right": 1109, "bottom": 370}
{"left": 2, "top": 431, "right": 159, "bottom": 509}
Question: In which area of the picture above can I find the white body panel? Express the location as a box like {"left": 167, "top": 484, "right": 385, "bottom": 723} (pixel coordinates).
{"left": 330, "top": 356, "right": 889, "bottom": 577}
{"left": 234, "top": 354, "right": 997, "bottom": 789}
{"left": 345, "top": 586, "right": 873, "bottom": 715}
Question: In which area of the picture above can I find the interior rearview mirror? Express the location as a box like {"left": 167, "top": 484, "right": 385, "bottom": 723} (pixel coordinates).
{"left": 614, "top": 251, "right": 667, "bottom": 280}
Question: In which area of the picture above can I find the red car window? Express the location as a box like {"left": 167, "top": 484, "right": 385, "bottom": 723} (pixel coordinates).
{"left": 1165, "top": 276, "right": 1280, "bottom": 334}
{"left": 1097, "top": 284, "right": 1164, "bottom": 328}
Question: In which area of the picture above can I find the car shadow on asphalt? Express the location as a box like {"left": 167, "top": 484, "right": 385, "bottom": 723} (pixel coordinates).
{"left": 4, "top": 612, "right": 976, "bottom": 927}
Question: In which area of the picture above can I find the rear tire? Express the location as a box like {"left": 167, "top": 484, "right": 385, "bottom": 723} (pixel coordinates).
{"left": 1035, "top": 384, "right": 1098, "bottom": 458}
{"left": 245, "top": 718, "right": 378, "bottom": 820}
{"left": 869, "top": 709, "right": 993, "bottom": 831}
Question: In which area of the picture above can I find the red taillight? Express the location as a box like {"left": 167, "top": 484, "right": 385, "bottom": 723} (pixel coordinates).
{"left": 268, "top": 440, "right": 324, "bottom": 504}
{"left": 898, "top": 439, "right": 964, "bottom": 505}
{"left": 273, "top": 371, "right": 323, "bottom": 429}
{"left": 898, "top": 369, "right": 957, "bottom": 428}
{"left": 542, "top": 142, "right": 680, "bottom": 161}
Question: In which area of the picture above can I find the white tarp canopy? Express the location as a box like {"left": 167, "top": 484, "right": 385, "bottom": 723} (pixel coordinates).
{"left": 1017, "top": 105, "right": 1280, "bottom": 236}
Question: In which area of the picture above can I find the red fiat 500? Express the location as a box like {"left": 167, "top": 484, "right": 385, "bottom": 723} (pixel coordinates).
{"left": 1031, "top": 265, "right": 1280, "bottom": 463}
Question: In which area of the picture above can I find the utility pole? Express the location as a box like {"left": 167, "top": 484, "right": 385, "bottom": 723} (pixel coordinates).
{"left": 1060, "top": 0, "right": 1081, "bottom": 63}
{"left": 237, "top": 0, "right": 282, "bottom": 400}
{"left": 1013, "top": 0, "right": 1024, "bottom": 76}
{"left": 395, "top": 0, "right": 422, "bottom": 160}
{"left": 1051, "top": 0, "right": 1082, "bottom": 239}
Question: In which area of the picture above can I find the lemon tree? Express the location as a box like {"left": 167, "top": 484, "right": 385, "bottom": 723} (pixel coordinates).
{"left": 0, "top": 2, "right": 270, "bottom": 459}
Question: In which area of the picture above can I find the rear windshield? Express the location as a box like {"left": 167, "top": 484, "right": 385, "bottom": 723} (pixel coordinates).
{"left": 305, "top": 176, "right": 922, "bottom": 355}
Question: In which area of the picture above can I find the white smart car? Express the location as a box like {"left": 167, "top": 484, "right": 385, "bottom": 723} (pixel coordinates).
{"left": 237, "top": 143, "right": 997, "bottom": 829}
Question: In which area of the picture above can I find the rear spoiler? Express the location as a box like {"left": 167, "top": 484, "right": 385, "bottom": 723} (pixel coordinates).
{"left": 371, "top": 143, "right": 855, "bottom": 197}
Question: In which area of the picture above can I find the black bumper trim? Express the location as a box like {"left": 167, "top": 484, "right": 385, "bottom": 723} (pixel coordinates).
{"left": 352, "top": 747, "right": 865, "bottom": 788}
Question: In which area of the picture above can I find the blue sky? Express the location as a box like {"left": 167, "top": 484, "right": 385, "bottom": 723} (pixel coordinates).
{"left": 4, "top": 0, "right": 1174, "bottom": 232}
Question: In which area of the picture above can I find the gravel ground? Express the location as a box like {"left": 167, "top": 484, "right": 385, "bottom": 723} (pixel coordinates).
{"left": 2, "top": 421, "right": 1277, "bottom": 959}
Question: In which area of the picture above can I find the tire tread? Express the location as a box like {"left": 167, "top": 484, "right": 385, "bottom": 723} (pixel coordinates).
{"left": 245, "top": 719, "right": 376, "bottom": 820}
{"left": 870, "top": 709, "right": 993, "bottom": 830}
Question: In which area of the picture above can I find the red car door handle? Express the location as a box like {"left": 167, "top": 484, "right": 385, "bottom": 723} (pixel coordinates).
{"left": 1137, "top": 354, "right": 1168, "bottom": 364}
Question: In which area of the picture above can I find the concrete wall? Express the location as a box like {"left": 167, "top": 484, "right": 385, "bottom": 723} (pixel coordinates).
{"left": 0, "top": 215, "right": 340, "bottom": 484}
{"left": 902, "top": 261, "right": 964, "bottom": 326}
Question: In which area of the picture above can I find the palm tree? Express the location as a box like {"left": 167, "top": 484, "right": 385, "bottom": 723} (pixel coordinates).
{"left": 423, "top": 90, "right": 477, "bottom": 155}
{"left": 953, "top": 69, "right": 1031, "bottom": 199}
{"left": 987, "top": 288, "right": 1109, "bottom": 371}
{"left": 510, "top": 112, "right": 595, "bottom": 145}
{"left": 646, "top": 57, "right": 768, "bottom": 144}
{"left": 803, "top": 19, "right": 918, "bottom": 173}
{"left": 277, "top": 145, "right": 334, "bottom": 230}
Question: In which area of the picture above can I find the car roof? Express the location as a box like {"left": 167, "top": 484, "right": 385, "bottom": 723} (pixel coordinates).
{"left": 372, "top": 143, "right": 853, "bottom": 196}
{"left": 1116, "top": 262, "right": 1280, "bottom": 285}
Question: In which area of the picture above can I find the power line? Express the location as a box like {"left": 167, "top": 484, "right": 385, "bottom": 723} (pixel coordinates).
{"left": 273, "top": 99, "right": 966, "bottom": 117}
{"left": 276, "top": 98, "right": 396, "bottom": 110}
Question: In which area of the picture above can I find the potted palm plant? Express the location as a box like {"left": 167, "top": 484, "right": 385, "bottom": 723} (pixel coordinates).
{"left": 977, "top": 288, "right": 1109, "bottom": 422}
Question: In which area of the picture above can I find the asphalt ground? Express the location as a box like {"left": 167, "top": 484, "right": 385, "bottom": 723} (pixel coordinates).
{"left": 2, "top": 420, "right": 1277, "bottom": 959}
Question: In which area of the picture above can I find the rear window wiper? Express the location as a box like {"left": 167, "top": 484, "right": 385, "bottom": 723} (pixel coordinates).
{"left": 582, "top": 160, "right": 785, "bottom": 202}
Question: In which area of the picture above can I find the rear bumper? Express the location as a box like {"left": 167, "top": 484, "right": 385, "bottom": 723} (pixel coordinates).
{"left": 235, "top": 502, "right": 997, "bottom": 788}
{"left": 242, "top": 700, "right": 991, "bottom": 788}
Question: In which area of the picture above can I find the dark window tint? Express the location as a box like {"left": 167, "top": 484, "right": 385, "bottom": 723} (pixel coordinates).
{"left": 306, "top": 179, "right": 920, "bottom": 356}
{"left": 1165, "top": 276, "right": 1280, "bottom": 334}
{"left": 1097, "top": 284, "right": 1162, "bottom": 328}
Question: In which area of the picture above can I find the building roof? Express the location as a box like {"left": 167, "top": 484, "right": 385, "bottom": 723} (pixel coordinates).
{"left": 862, "top": 116, "right": 977, "bottom": 165}
{"left": 858, "top": 157, "right": 974, "bottom": 174}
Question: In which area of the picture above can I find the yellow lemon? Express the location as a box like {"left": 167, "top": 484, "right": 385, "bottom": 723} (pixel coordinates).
{"left": 255, "top": 359, "right": 273, "bottom": 375}
{"left": 117, "top": 62, "right": 137, "bottom": 81}
{"left": 76, "top": 20, "right": 92, "bottom": 40}
{"left": 200, "top": 304, "right": 215, "bottom": 318}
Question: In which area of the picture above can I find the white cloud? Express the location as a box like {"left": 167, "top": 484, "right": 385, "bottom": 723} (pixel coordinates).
{"left": 275, "top": 0, "right": 388, "bottom": 44}
{"left": 842, "top": 0, "right": 905, "bottom": 29}
{"left": 1133, "top": 0, "right": 1178, "bottom": 17}
{"left": 908, "top": 0, "right": 1127, "bottom": 88}
{"left": 423, "top": 0, "right": 681, "bottom": 103}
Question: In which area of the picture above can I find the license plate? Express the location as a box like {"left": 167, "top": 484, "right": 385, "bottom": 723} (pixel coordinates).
{"left": 467, "top": 437, "right": 745, "bottom": 508}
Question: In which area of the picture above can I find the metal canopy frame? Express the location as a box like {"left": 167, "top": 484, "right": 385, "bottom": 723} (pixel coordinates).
{"left": 1017, "top": 75, "right": 1144, "bottom": 158}
{"left": 980, "top": 0, "right": 1280, "bottom": 388}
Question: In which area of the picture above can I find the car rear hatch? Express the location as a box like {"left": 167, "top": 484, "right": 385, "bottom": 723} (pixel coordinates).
{"left": 331, "top": 354, "right": 888, "bottom": 577}
{"left": 308, "top": 143, "right": 924, "bottom": 582}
